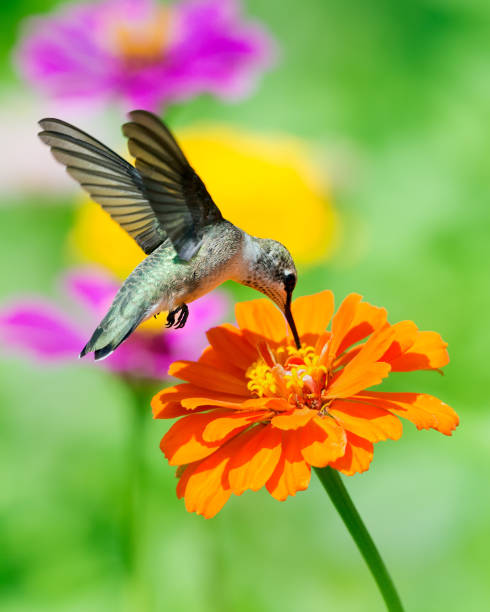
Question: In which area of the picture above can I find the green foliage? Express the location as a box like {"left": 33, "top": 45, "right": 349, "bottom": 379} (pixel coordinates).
{"left": 1, "top": 1, "right": 489, "bottom": 610}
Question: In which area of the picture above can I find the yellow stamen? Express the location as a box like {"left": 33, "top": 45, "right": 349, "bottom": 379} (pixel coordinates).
{"left": 113, "top": 8, "right": 171, "bottom": 64}
{"left": 246, "top": 346, "right": 328, "bottom": 409}
{"left": 246, "top": 360, "right": 279, "bottom": 397}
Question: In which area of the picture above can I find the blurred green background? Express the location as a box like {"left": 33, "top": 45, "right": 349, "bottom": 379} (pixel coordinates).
{"left": 1, "top": 1, "right": 489, "bottom": 611}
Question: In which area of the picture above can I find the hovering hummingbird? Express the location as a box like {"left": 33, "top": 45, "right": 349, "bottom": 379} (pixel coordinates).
{"left": 38, "top": 111, "right": 300, "bottom": 360}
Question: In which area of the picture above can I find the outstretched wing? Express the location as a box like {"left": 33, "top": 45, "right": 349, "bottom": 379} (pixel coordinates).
{"left": 38, "top": 118, "right": 166, "bottom": 255}
{"left": 122, "top": 110, "right": 223, "bottom": 260}
{"left": 38, "top": 112, "right": 223, "bottom": 260}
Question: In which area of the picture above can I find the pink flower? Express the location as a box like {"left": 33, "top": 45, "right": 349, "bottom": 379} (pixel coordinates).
{"left": 15, "top": 0, "right": 276, "bottom": 111}
{"left": 0, "top": 267, "right": 229, "bottom": 380}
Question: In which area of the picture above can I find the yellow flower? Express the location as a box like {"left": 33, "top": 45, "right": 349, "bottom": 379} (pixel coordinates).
{"left": 70, "top": 123, "right": 337, "bottom": 280}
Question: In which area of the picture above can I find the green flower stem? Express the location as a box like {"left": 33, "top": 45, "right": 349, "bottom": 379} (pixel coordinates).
{"left": 314, "top": 467, "right": 404, "bottom": 612}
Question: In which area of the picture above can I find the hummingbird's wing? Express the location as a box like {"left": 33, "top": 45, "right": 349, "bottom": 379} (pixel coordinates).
{"left": 38, "top": 113, "right": 223, "bottom": 261}
{"left": 38, "top": 118, "right": 167, "bottom": 255}
{"left": 122, "top": 110, "right": 223, "bottom": 260}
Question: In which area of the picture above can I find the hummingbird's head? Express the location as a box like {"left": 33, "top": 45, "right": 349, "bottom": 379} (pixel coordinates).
{"left": 241, "top": 237, "right": 301, "bottom": 348}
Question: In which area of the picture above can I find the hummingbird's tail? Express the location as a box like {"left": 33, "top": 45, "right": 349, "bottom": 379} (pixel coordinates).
{"left": 79, "top": 307, "right": 147, "bottom": 361}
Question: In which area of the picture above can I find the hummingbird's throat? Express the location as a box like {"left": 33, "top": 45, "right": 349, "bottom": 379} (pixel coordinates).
{"left": 246, "top": 345, "right": 332, "bottom": 413}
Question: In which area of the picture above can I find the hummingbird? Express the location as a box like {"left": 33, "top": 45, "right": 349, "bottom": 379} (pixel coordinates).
{"left": 38, "top": 110, "right": 301, "bottom": 360}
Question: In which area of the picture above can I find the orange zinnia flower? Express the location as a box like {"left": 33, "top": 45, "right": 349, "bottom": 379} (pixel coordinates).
{"left": 152, "top": 291, "right": 458, "bottom": 518}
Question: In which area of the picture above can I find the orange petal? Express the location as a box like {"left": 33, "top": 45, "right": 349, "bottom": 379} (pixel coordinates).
{"left": 181, "top": 396, "right": 243, "bottom": 410}
{"left": 152, "top": 383, "right": 247, "bottom": 418}
{"left": 378, "top": 320, "right": 418, "bottom": 364}
{"left": 291, "top": 290, "right": 334, "bottom": 346}
{"left": 235, "top": 299, "right": 288, "bottom": 346}
{"left": 299, "top": 416, "right": 347, "bottom": 467}
{"left": 355, "top": 391, "right": 459, "bottom": 435}
{"left": 330, "top": 432, "right": 374, "bottom": 475}
{"left": 205, "top": 324, "right": 257, "bottom": 371}
{"left": 153, "top": 401, "right": 189, "bottom": 419}
{"left": 169, "top": 360, "right": 250, "bottom": 396}
{"left": 329, "top": 400, "right": 403, "bottom": 442}
{"left": 180, "top": 395, "right": 264, "bottom": 411}
{"left": 336, "top": 301, "right": 388, "bottom": 356}
{"left": 226, "top": 425, "right": 283, "bottom": 495}
{"left": 315, "top": 331, "right": 332, "bottom": 354}
{"left": 389, "top": 331, "right": 449, "bottom": 372}
{"left": 202, "top": 411, "right": 269, "bottom": 443}
{"left": 260, "top": 398, "right": 292, "bottom": 412}
{"left": 161, "top": 411, "right": 228, "bottom": 466}
{"left": 178, "top": 447, "right": 233, "bottom": 518}
{"left": 181, "top": 396, "right": 287, "bottom": 412}
{"left": 152, "top": 384, "right": 206, "bottom": 419}
{"left": 328, "top": 293, "right": 363, "bottom": 357}
{"left": 266, "top": 432, "right": 311, "bottom": 501}
{"left": 347, "top": 324, "right": 395, "bottom": 367}
{"left": 333, "top": 345, "right": 362, "bottom": 369}
{"left": 271, "top": 407, "right": 315, "bottom": 430}
{"left": 326, "top": 326, "right": 394, "bottom": 398}
{"left": 326, "top": 362, "right": 391, "bottom": 399}
{"left": 198, "top": 345, "right": 245, "bottom": 378}
{"left": 176, "top": 462, "right": 196, "bottom": 500}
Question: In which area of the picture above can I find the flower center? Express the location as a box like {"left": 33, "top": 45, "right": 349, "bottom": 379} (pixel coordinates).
{"left": 111, "top": 8, "right": 171, "bottom": 67}
{"left": 246, "top": 345, "right": 330, "bottom": 411}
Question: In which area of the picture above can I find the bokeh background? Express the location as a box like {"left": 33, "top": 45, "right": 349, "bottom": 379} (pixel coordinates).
{"left": 1, "top": 1, "right": 489, "bottom": 611}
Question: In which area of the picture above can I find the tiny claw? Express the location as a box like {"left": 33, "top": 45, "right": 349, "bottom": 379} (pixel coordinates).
{"left": 165, "top": 310, "right": 176, "bottom": 328}
{"left": 166, "top": 304, "right": 189, "bottom": 329}
{"left": 176, "top": 304, "right": 189, "bottom": 329}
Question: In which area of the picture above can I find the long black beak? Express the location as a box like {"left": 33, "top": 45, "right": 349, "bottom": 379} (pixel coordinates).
{"left": 285, "top": 292, "right": 301, "bottom": 349}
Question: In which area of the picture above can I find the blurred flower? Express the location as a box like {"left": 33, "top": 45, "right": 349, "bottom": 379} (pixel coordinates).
{"left": 71, "top": 124, "right": 336, "bottom": 277}
{"left": 0, "top": 267, "right": 228, "bottom": 380}
{"left": 152, "top": 290, "right": 458, "bottom": 518}
{"left": 15, "top": 0, "right": 276, "bottom": 111}
{"left": 0, "top": 92, "right": 77, "bottom": 199}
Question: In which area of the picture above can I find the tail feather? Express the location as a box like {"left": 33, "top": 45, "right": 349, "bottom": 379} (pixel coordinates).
{"left": 79, "top": 316, "right": 144, "bottom": 361}
{"left": 79, "top": 262, "right": 158, "bottom": 360}
{"left": 79, "top": 327, "right": 103, "bottom": 358}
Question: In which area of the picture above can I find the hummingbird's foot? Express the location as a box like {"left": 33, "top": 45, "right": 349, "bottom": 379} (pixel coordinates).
{"left": 165, "top": 310, "right": 176, "bottom": 328}
{"left": 176, "top": 304, "right": 189, "bottom": 329}
{"left": 165, "top": 304, "right": 189, "bottom": 329}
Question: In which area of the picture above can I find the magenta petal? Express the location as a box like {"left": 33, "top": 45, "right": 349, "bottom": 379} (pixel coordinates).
{"left": 101, "top": 334, "right": 174, "bottom": 380}
{"left": 15, "top": 0, "right": 277, "bottom": 111}
{"left": 63, "top": 267, "right": 119, "bottom": 318}
{"left": 15, "top": 3, "right": 115, "bottom": 103}
{"left": 0, "top": 266, "right": 230, "bottom": 378}
{"left": 167, "top": 0, "right": 277, "bottom": 100}
{"left": 0, "top": 301, "right": 85, "bottom": 361}
{"left": 165, "top": 291, "right": 230, "bottom": 356}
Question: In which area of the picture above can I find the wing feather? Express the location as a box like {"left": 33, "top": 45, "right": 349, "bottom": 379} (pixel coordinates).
{"left": 39, "top": 111, "right": 224, "bottom": 261}
{"left": 38, "top": 119, "right": 165, "bottom": 254}
{"left": 123, "top": 110, "right": 223, "bottom": 260}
